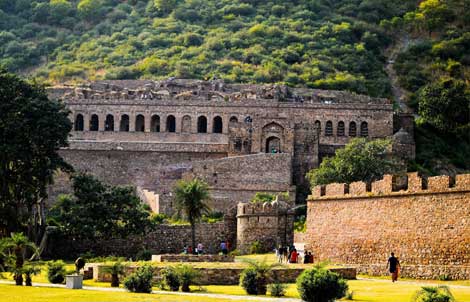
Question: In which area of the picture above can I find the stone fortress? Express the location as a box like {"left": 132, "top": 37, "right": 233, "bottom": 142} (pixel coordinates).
{"left": 48, "top": 78, "right": 414, "bottom": 214}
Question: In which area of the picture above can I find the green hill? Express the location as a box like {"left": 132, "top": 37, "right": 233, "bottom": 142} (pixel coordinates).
{"left": 0, "top": 0, "right": 468, "bottom": 174}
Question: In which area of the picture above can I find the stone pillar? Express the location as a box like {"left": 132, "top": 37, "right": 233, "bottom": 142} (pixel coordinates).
{"left": 223, "top": 114, "right": 229, "bottom": 134}
{"left": 192, "top": 115, "right": 198, "bottom": 133}
{"left": 84, "top": 113, "right": 90, "bottom": 131}
{"left": 160, "top": 114, "right": 167, "bottom": 133}
{"left": 175, "top": 114, "right": 182, "bottom": 133}
{"left": 207, "top": 114, "right": 213, "bottom": 134}
{"left": 129, "top": 113, "right": 135, "bottom": 132}
{"left": 98, "top": 113, "right": 105, "bottom": 131}
{"left": 114, "top": 114, "right": 120, "bottom": 132}
{"left": 144, "top": 113, "right": 151, "bottom": 133}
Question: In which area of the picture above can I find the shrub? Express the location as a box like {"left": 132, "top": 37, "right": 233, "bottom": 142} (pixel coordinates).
{"left": 161, "top": 266, "right": 180, "bottom": 291}
{"left": 268, "top": 282, "right": 286, "bottom": 297}
{"left": 123, "top": 265, "right": 155, "bottom": 293}
{"left": 240, "top": 267, "right": 258, "bottom": 295}
{"left": 103, "top": 262, "right": 127, "bottom": 287}
{"left": 249, "top": 241, "right": 262, "bottom": 254}
{"left": 136, "top": 249, "right": 153, "bottom": 261}
{"left": 240, "top": 258, "right": 281, "bottom": 295}
{"left": 411, "top": 286, "right": 455, "bottom": 302}
{"left": 345, "top": 290, "right": 354, "bottom": 300}
{"left": 296, "top": 266, "right": 348, "bottom": 302}
{"left": 175, "top": 264, "right": 200, "bottom": 292}
{"left": 47, "top": 260, "right": 66, "bottom": 284}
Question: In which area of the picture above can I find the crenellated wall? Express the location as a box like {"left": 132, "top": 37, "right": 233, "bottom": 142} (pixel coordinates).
{"left": 306, "top": 173, "right": 470, "bottom": 279}
{"left": 237, "top": 198, "right": 295, "bottom": 254}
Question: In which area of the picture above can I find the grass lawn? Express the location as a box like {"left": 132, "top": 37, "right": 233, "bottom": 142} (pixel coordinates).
{"left": 0, "top": 284, "right": 245, "bottom": 302}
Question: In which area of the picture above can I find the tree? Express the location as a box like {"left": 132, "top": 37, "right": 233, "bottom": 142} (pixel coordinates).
{"left": 417, "top": 78, "right": 470, "bottom": 133}
{"left": 77, "top": 0, "right": 102, "bottom": 20}
{"left": 0, "top": 68, "right": 71, "bottom": 241}
{"left": 49, "top": 173, "right": 152, "bottom": 242}
{"left": 173, "top": 178, "right": 211, "bottom": 249}
{"left": 0, "top": 233, "right": 38, "bottom": 285}
{"left": 307, "top": 138, "right": 399, "bottom": 187}
{"left": 154, "top": 0, "right": 178, "bottom": 14}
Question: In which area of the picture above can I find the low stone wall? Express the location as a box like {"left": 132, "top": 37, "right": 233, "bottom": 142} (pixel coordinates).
{"left": 152, "top": 254, "right": 235, "bottom": 263}
{"left": 92, "top": 264, "right": 356, "bottom": 285}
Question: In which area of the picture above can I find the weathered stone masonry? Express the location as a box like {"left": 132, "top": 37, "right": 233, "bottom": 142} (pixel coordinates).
{"left": 48, "top": 79, "right": 411, "bottom": 216}
{"left": 306, "top": 173, "right": 470, "bottom": 279}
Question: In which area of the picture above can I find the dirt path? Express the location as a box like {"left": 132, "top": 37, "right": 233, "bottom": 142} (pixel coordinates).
{"left": 357, "top": 277, "right": 470, "bottom": 289}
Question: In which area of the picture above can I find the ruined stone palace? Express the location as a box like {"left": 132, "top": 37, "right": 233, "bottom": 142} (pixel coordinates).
{"left": 48, "top": 79, "right": 414, "bottom": 215}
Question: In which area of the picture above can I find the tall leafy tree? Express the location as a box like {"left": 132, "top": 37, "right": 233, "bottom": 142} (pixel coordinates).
{"left": 174, "top": 178, "right": 211, "bottom": 249}
{"left": 0, "top": 68, "right": 71, "bottom": 241}
{"left": 49, "top": 173, "right": 152, "bottom": 242}
{"left": 307, "top": 138, "right": 399, "bottom": 187}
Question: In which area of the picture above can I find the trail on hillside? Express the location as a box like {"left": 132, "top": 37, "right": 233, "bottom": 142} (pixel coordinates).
{"left": 385, "top": 35, "right": 412, "bottom": 113}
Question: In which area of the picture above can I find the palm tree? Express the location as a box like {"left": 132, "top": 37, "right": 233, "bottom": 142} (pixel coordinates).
{"left": 411, "top": 285, "right": 455, "bottom": 302}
{"left": 174, "top": 178, "right": 211, "bottom": 250}
{"left": 102, "top": 261, "right": 127, "bottom": 287}
{"left": 0, "top": 233, "right": 38, "bottom": 285}
{"left": 240, "top": 258, "right": 283, "bottom": 295}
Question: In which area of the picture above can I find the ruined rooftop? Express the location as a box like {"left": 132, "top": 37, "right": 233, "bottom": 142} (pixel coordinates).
{"left": 49, "top": 79, "right": 391, "bottom": 105}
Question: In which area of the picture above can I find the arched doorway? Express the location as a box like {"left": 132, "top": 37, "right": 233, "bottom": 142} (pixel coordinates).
{"left": 213, "top": 116, "right": 223, "bottom": 133}
{"left": 197, "top": 116, "right": 207, "bottom": 133}
{"left": 105, "top": 114, "right": 114, "bottom": 131}
{"left": 266, "top": 136, "right": 281, "bottom": 153}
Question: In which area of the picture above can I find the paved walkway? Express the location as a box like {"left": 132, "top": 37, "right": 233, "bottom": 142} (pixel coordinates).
{"left": 0, "top": 280, "right": 301, "bottom": 301}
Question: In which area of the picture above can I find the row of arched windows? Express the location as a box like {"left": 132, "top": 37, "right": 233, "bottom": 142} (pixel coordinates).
{"left": 74, "top": 114, "right": 225, "bottom": 134}
{"left": 315, "top": 120, "right": 368, "bottom": 137}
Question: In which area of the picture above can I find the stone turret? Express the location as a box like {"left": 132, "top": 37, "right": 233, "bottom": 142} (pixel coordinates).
{"left": 236, "top": 195, "right": 295, "bottom": 254}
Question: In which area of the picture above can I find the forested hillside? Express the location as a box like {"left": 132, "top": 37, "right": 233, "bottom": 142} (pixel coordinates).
{"left": 0, "top": 0, "right": 468, "bottom": 174}
{"left": 0, "top": 0, "right": 417, "bottom": 97}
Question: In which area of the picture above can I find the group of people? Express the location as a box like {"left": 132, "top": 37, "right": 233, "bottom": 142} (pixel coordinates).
{"left": 182, "top": 240, "right": 231, "bottom": 255}
{"left": 276, "top": 245, "right": 314, "bottom": 264}
{"left": 183, "top": 242, "right": 205, "bottom": 255}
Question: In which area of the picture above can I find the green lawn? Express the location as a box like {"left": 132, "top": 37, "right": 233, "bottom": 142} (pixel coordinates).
{"left": 0, "top": 284, "right": 239, "bottom": 302}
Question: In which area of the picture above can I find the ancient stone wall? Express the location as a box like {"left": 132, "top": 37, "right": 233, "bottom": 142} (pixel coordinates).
{"left": 306, "top": 173, "right": 470, "bottom": 279}
{"left": 237, "top": 199, "right": 295, "bottom": 254}
{"left": 50, "top": 222, "right": 231, "bottom": 259}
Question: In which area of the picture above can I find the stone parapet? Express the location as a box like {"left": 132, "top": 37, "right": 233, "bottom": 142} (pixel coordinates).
{"left": 311, "top": 173, "right": 470, "bottom": 200}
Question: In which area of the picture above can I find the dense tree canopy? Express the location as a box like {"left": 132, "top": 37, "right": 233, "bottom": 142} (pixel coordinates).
{"left": 0, "top": 0, "right": 419, "bottom": 97}
{"left": 0, "top": 68, "right": 71, "bottom": 238}
{"left": 307, "top": 138, "right": 399, "bottom": 187}
{"left": 49, "top": 173, "right": 153, "bottom": 241}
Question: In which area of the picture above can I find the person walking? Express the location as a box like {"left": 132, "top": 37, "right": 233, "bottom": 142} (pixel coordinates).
{"left": 387, "top": 252, "right": 401, "bottom": 282}
{"left": 220, "top": 241, "right": 228, "bottom": 255}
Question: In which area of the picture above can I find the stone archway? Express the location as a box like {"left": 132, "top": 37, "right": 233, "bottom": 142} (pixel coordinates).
{"left": 266, "top": 136, "right": 281, "bottom": 153}
{"left": 262, "top": 122, "right": 284, "bottom": 153}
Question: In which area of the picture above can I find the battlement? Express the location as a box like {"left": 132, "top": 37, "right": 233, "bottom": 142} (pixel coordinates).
{"left": 311, "top": 173, "right": 470, "bottom": 199}
{"left": 237, "top": 195, "right": 294, "bottom": 217}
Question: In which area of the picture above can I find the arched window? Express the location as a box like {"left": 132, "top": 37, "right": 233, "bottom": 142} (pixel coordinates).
{"left": 314, "top": 120, "right": 321, "bottom": 135}
{"left": 105, "top": 114, "right": 114, "bottom": 131}
{"left": 349, "top": 121, "right": 357, "bottom": 137}
{"left": 151, "top": 115, "right": 160, "bottom": 132}
{"left": 213, "top": 116, "right": 223, "bottom": 133}
{"left": 135, "top": 114, "right": 145, "bottom": 132}
{"left": 74, "top": 114, "right": 84, "bottom": 131}
{"left": 182, "top": 115, "right": 192, "bottom": 133}
{"left": 337, "top": 121, "right": 345, "bottom": 136}
{"left": 266, "top": 136, "right": 281, "bottom": 153}
{"left": 229, "top": 116, "right": 238, "bottom": 124}
{"left": 90, "top": 114, "right": 99, "bottom": 131}
{"left": 197, "top": 116, "right": 207, "bottom": 133}
{"left": 120, "top": 114, "right": 130, "bottom": 132}
{"left": 360, "top": 121, "right": 368, "bottom": 137}
{"left": 166, "top": 115, "right": 176, "bottom": 132}
{"left": 325, "top": 121, "right": 333, "bottom": 136}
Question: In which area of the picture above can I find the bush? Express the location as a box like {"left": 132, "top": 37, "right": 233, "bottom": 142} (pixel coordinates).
{"left": 161, "top": 267, "right": 180, "bottom": 291}
{"left": 296, "top": 266, "right": 348, "bottom": 302}
{"left": 411, "top": 286, "right": 455, "bottom": 302}
{"left": 136, "top": 249, "right": 153, "bottom": 261}
{"left": 268, "top": 282, "right": 286, "bottom": 297}
{"left": 249, "top": 241, "right": 262, "bottom": 254}
{"left": 123, "top": 265, "right": 155, "bottom": 293}
{"left": 240, "top": 267, "right": 258, "bottom": 295}
{"left": 175, "top": 264, "right": 200, "bottom": 292}
{"left": 47, "top": 260, "right": 66, "bottom": 284}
